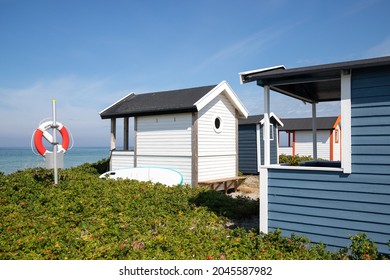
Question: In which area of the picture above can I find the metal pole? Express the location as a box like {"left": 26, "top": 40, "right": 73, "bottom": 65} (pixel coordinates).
{"left": 52, "top": 99, "right": 58, "bottom": 185}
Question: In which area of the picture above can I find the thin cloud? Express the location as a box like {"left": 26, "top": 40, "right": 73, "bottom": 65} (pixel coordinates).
{"left": 191, "top": 26, "right": 288, "bottom": 74}
{"left": 366, "top": 38, "right": 390, "bottom": 58}
{"left": 0, "top": 76, "right": 123, "bottom": 147}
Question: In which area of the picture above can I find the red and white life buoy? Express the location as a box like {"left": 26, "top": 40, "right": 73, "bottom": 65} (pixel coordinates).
{"left": 33, "top": 121, "right": 70, "bottom": 156}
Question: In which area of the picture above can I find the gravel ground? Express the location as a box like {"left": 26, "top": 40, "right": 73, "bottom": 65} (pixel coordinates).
{"left": 226, "top": 175, "right": 260, "bottom": 230}
{"left": 228, "top": 175, "right": 259, "bottom": 200}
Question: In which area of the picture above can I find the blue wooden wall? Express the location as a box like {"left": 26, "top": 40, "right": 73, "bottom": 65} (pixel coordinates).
{"left": 267, "top": 66, "right": 390, "bottom": 254}
{"left": 260, "top": 123, "right": 279, "bottom": 166}
{"left": 238, "top": 123, "right": 278, "bottom": 174}
{"left": 238, "top": 125, "right": 258, "bottom": 174}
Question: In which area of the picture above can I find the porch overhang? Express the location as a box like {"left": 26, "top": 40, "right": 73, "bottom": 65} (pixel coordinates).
{"left": 239, "top": 56, "right": 390, "bottom": 103}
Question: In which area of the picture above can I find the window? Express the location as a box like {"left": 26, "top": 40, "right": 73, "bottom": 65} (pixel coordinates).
{"left": 269, "top": 124, "right": 274, "bottom": 141}
{"left": 335, "top": 129, "right": 339, "bottom": 143}
{"left": 214, "top": 116, "right": 222, "bottom": 133}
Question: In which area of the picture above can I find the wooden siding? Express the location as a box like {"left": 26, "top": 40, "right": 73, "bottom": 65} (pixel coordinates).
{"left": 198, "top": 155, "right": 236, "bottom": 181}
{"left": 136, "top": 113, "right": 193, "bottom": 184}
{"left": 238, "top": 125, "right": 258, "bottom": 174}
{"left": 136, "top": 114, "right": 192, "bottom": 156}
{"left": 198, "top": 93, "right": 237, "bottom": 181}
{"left": 111, "top": 151, "right": 134, "bottom": 170}
{"left": 294, "top": 130, "right": 331, "bottom": 160}
{"left": 137, "top": 155, "right": 192, "bottom": 185}
{"left": 238, "top": 122, "right": 279, "bottom": 174}
{"left": 260, "top": 123, "right": 278, "bottom": 165}
{"left": 267, "top": 66, "right": 390, "bottom": 254}
{"left": 279, "top": 147, "right": 293, "bottom": 156}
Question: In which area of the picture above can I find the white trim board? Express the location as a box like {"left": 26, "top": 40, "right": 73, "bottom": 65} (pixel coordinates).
{"left": 194, "top": 80, "right": 249, "bottom": 119}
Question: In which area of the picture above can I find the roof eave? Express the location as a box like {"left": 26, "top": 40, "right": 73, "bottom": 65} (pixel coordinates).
{"left": 100, "top": 107, "right": 198, "bottom": 119}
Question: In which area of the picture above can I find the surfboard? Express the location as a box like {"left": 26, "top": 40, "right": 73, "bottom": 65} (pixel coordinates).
{"left": 99, "top": 167, "right": 184, "bottom": 186}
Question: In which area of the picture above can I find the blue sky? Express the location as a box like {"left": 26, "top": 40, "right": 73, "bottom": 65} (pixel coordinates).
{"left": 1, "top": 0, "right": 390, "bottom": 147}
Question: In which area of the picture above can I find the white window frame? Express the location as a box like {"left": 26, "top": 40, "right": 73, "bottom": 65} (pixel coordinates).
{"left": 213, "top": 116, "right": 223, "bottom": 134}
{"left": 263, "top": 70, "right": 352, "bottom": 174}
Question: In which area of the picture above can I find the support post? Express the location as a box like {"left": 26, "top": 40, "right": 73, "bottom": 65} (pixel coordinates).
{"left": 263, "top": 85, "right": 270, "bottom": 165}
{"left": 260, "top": 85, "right": 271, "bottom": 234}
{"left": 134, "top": 117, "right": 137, "bottom": 167}
{"left": 110, "top": 118, "right": 116, "bottom": 170}
{"left": 256, "top": 123, "right": 261, "bottom": 172}
{"left": 259, "top": 167, "right": 268, "bottom": 233}
{"left": 191, "top": 112, "right": 198, "bottom": 187}
{"left": 52, "top": 99, "right": 58, "bottom": 185}
{"left": 110, "top": 118, "right": 117, "bottom": 151}
{"left": 341, "top": 70, "right": 352, "bottom": 173}
{"left": 124, "top": 117, "right": 129, "bottom": 150}
{"left": 312, "top": 102, "right": 318, "bottom": 160}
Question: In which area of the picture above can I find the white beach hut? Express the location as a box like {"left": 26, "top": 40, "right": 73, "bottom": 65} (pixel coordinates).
{"left": 100, "top": 81, "right": 248, "bottom": 187}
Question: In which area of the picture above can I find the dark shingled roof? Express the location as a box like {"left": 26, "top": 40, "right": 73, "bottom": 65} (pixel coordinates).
{"left": 238, "top": 113, "right": 284, "bottom": 126}
{"left": 100, "top": 85, "right": 217, "bottom": 119}
{"left": 279, "top": 116, "right": 340, "bottom": 131}
{"left": 238, "top": 115, "right": 263, "bottom": 125}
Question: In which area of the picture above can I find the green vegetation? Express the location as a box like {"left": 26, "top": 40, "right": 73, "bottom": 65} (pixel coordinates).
{"left": 0, "top": 160, "right": 388, "bottom": 260}
{"left": 279, "top": 154, "right": 314, "bottom": 166}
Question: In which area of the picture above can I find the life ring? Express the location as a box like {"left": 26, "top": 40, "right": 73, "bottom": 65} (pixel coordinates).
{"left": 33, "top": 121, "right": 70, "bottom": 156}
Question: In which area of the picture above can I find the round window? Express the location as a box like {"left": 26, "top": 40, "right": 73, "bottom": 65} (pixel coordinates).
{"left": 214, "top": 117, "right": 222, "bottom": 133}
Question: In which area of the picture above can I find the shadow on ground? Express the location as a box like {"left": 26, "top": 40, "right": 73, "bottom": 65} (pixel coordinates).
{"left": 189, "top": 189, "right": 259, "bottom": 231}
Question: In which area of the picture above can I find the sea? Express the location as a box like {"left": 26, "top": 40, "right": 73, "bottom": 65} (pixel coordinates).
{"left": 0, "top": 147, "right": 110, "bottom": 174}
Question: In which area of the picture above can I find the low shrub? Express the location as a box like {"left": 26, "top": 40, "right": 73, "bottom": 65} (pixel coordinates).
{"left": 0, "top": 162, "right": 388, "bottom": 260}
{"left": 279, "top": 154, "right": 314, "bottom": 166}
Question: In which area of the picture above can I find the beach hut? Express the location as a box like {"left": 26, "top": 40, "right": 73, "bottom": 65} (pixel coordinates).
{"left": 100, "top": 81, "right": 248, "bottom": 187}
{"left": 279, "top": 115, "right": 341, "bottom": 161}
{"left": 240, "top": 56, "right": 390, "bottom": 254}
{"left": 238, "top": 113, "right": 283, "bottom": 174}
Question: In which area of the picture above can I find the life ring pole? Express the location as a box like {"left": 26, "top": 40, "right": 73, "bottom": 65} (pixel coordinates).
{"left": 52, "top": 99, "right": 58, "bottom": 185}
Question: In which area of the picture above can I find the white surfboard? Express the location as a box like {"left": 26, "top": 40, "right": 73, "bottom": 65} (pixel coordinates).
{"left": 99, "top": 167, "right": 184, "bottom": 186}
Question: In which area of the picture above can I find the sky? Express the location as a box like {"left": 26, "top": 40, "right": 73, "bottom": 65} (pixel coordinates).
{"left": 1, "top": 0, "right": 390, "bottom": 147}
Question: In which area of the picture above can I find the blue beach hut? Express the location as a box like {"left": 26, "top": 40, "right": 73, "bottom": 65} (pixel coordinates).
{"left": 238, "top": 113, "right": 283, "bottom": 174}
{"left": 240, "top": 56, "right": 390, "bottom": 254}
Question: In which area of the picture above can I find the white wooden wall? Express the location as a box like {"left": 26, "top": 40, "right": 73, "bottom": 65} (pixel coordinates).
{"left": 279, "top": 147, "right": 293, "bottom": 156}
{"left": 197, "top": 92, "right": 237, "bottom": 181}
{"left": 295, "top": 130, "right": 331, "bottom": 160}
{"left": 333, "top": 124, "right": 341, "bottom": 161}
{"left": 136, "top": 113, "right": 193, "bottom": 184}
{"left": 111, "top": 151, "right": 134, "bottom": 170}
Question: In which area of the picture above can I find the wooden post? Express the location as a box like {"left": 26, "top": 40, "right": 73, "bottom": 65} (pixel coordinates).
{"left": 124, "top": 117, "right": 129, "bottom": 150}
{"left": 341, "top": 70, "right": 352, "bottom": 174}
{"left": 110, "top": 118, "right": 117, "bottom": 150}
{"left": 134, "top": 117, "right": 137, "bottom": 167}
{"left": 110, "top": 118, "right": 116, "bottom": 170}
{"left": 263, "top": 85, "right": 270, "bottom": 166}
{"left": 256, "top": 123, "right": 261, "bottom": 171}
{"left": 312, "top": 103, "right": 318, "bottom": 160}
{"left": 235, "top": 110, "right": 239, "bottom": 176}
{"left": 260, "top": 85, "right": 270, "bottom": 234}
{"left": 191, "top": 112, "right": 198, "bottom": 187}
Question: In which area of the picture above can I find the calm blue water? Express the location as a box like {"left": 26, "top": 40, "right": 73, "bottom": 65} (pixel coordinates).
{"left": 0, "top": 147, "right": 110, "bottom": 174}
